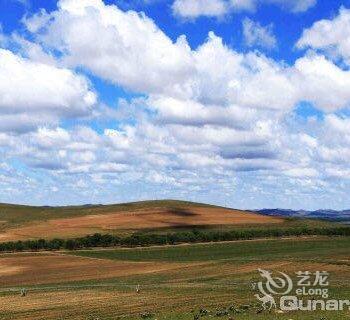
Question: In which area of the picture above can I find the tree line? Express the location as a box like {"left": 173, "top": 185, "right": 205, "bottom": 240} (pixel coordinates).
{"left": 1, "top": 226, "right": 350, "bottom": 252}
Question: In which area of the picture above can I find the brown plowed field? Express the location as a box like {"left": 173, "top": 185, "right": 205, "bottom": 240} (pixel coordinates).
{"left": 0, "top": 252, "right": 191, "bottom": 287}
{"left": 0, "top": 206, "right": 283, "bottom": 242}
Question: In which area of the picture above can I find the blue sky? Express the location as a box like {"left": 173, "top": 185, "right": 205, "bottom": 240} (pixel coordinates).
{"left": 0, "top": 0, "right": 350, "bottom": 210}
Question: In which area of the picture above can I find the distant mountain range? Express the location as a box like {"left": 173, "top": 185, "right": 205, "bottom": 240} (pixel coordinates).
{"left": 256, "top": 209, "right": 350, "bottom": 223}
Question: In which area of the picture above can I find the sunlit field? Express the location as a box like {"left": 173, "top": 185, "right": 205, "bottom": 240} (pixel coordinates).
{"left": 1, "top": 237, "right": 350, "bottom": 320}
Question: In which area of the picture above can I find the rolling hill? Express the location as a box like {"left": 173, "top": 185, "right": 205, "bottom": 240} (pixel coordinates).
{"left": 0, "top": 200, "right": 285, "bottom": 242}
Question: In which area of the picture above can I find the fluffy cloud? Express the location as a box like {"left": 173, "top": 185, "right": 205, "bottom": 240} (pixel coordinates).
{"left": 172, "top": 0, "right": 229, "bottom": 18}
{"left": 148, "top": 96, "right": 258, "bottom": 129}
{"left": 172, "top": 0, "right": 316, "bottom": 18}
{"left": 0, "top": 49, "right": 96, "bottom": 133}
{"left": 24, "top": 0, "right": 350, "bottom": 114}
{"left": 286, "top": 114, "right": 350, "bottom": 184}
{"left": 1, "top": 0, "right": 350, "bottom": 209}
{"left": 294, "top": 54, "right": 350, "bottom": 111}
{"left": 242, "top": 18, "right": 277, "bottom": 49}
{"left": 13, "top": 0, "right": 350, "bottom": 184}
{"left": 24, "top": 0, "right": 193, "bottom": 95}
{"left": 297, "top": 7, "right": 350, "bottom": 65}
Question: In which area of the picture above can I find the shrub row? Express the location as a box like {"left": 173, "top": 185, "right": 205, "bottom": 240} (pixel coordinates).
{"left": 1, "top": 226, "right": 350, "bottom": 252}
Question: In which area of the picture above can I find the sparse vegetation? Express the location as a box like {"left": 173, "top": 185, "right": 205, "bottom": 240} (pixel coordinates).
{"left": 0, "top": 200, "right": 285, "bottom": 241}
{"left": 1, "top": 237, "right": 350, "bottom": 320}
{"left": 0, "top": 200, "right": 225, "bottom": 226}
{"left": 1, "top": 201, "right": 349, "bottom": 319}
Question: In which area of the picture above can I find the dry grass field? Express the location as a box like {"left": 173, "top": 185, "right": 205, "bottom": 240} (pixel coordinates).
{"left": 1, "top": 237, "right": 350, "bottom": 320}
{"left": 1, "top": 201, "right": 349, "bottom": 319}
{"left": 0, "top": 201, "right": 283, "bottom": 241}
{"left": 0, "top": 252, "right": 191, "bottom": 287}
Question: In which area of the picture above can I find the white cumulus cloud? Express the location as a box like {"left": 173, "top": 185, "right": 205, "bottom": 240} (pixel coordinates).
{"left": 0, "top": 49, "right": 96, "bottom": 133}
{"left": 0, "top": 0, "right": 350, "bottom": 209}
{"left": 24, "top": 0, "right": 194, "bottom": 95}
{"left": 242, "top": 18, "right": 277, "bottom": 49}
{"left": 297, "top": 7, "right": 350, "bottom": 65}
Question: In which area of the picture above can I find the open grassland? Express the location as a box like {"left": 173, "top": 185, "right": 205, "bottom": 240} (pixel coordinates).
{"left": 0, "top": 200, "right": 340, "bottom": 243}
{"left": 68, "top": 236, "right": 350, "bottom": 262}
{"left": 0, "top": 200, "right": 242, "bottom": 226}
{"left": 0, "top": 200, "right": 286, "bottom": 242}
{"left": 1, "top": 237, "right": 350, "bottom": 320}
{"left": 0, "top": 206, "right": 283, "bottom": 242}
{"left": 0, "top": 252, "right": 190, "bottom": 287}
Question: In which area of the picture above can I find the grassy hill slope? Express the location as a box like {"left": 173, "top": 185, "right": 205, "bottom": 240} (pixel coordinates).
{"left": 0, "top": 200, "right": 343, "bottom": 243}
{"left": 0, "top": 200, "right": 214, "bottom": 225}
{"left": 0, "top": 200, "right": 286, "bottom": 241}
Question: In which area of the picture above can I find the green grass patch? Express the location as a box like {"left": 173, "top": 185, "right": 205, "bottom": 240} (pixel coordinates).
{"left": 69, "top": 237, "right": 350, "bottom": 262}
